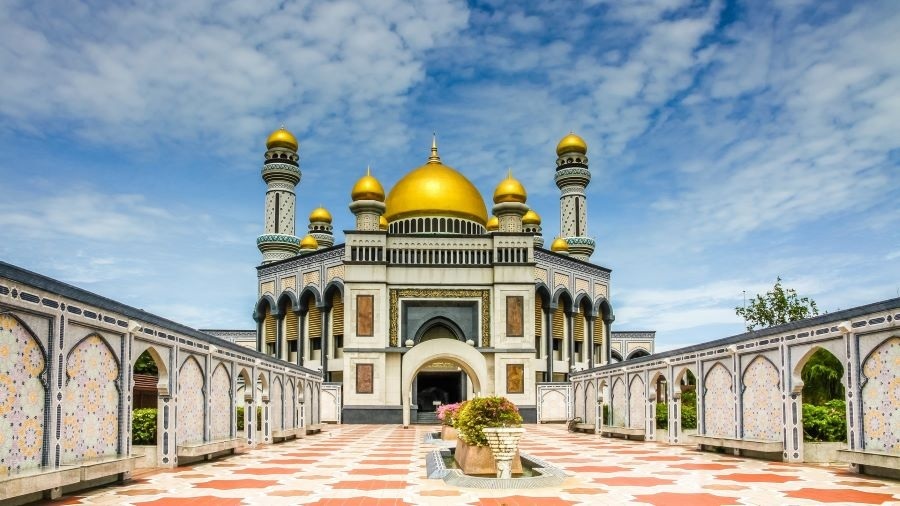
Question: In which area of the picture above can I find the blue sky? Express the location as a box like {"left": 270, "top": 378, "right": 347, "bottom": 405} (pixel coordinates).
{"left": 1, "top": 0, "right": 898, "bottom": 351}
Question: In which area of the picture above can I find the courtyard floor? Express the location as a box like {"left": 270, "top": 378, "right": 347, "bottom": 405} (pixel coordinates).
{"left": 40, "top": 424, "right": 900, "bottom": 506}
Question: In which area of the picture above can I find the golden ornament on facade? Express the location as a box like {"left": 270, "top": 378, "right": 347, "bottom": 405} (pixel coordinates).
{"left": 492, "top": 169, "right": 527, "bottom": 204}
{"left": 384, "top": 139, "right": 488, "bottom": 224}
{"left": 556, "top": 132, "right": 587, "bottom": 156}
{"left": 379, "top": 215, "right": 388, "bottom": 230}
{"left": 486, "top": 216, "right": 499, "bottom": 231}
{"left": 551, "top": 237, "right": 569, "bottom": 252}
{"left": 522, "top": 209, "right": 541, "bottom": 225}
{"left": 351, "top": 167, "right": 385, "bottom": 202}
{"left": 266, "top": 126, "right": 299, "bottom": 151}
{"left": 309, "top": 206, "right": 332, "bottom": 223}
{"left": 300, "top": 234, "right": 319, "bottom": 250}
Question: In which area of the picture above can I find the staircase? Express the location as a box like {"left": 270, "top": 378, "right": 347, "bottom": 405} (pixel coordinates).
{"left": 416, "top": 411, "right": 439, "bottom": 424}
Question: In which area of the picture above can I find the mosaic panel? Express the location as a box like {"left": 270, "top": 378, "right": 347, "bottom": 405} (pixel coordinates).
{"left": 280, "top": 276, "right": 296, "bottom": 293}
{"left": 209, "top": 364, "right": 231, "bottom": 441}
{"left": 554, "top": 272, "right": 569, "bottom": 290}
{"left": 285, "top": 380, "right": 295, "bottom": 428}
{"left": 62, "top": 335, "right": 119, "bottom": 464}
{"left": 612, "top": 378, "right": 626, "bottom": 427}
{"left": 327, "top": 264, "right": 345, "bottom": 282}
{"left": 0, "top": 314, "right": 45, "bottom": 476}
{"left": 594, "top": 283, "right": 608, "bottom": 299}
{"left": 741, "top": 357, "right": 781, "bottom": 441}
{"left": 575, "top": 277, "right": 589, "bottom": 294}
{"left": 271, "top": 377, "right": 283, "bottom": 431}
{"left": 704, "top": 363, "right": 735, "bottom": 438}
{"left": 260, "top": 281, "right": 275, "bottom": 296}
{"left": 177, "top": 357, "right": 205, "bottom": 445}
{"left": 861, "top": 337, "right": 900, "bottom": 453}
{"left": 303, "top": 270, "right": 320, "bottom": 288}
{"left": 534, "top": 267, "right": 548, "bottom": 284}
{"left": 629, "top": 376, "right": 645, "bottom": 429}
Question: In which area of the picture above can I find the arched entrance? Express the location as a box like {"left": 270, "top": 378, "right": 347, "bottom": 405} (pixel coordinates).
{"left": 401, "top": 338, "right": 491, "bottom": 427}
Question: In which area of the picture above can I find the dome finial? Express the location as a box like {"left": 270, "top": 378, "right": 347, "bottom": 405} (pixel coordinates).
{"left": 428, "top": 132, "right": 441, "bottom": 164}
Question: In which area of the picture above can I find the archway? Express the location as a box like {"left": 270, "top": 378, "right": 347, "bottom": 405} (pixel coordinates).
{"left": 131, "top": 346, "right": 169, "bottom": 465}
{"left": 795, "top": 346, "right": 846, "bottom": 451}
{"left": 401, "top": 338, "right": 491, "bottom": 427}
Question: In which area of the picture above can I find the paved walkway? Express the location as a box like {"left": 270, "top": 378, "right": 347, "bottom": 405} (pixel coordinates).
{"left": 41, "top": 424, "right": 900, "bottom": 505}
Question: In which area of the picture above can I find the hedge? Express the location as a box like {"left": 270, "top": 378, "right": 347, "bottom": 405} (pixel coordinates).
{"left": 132, "top": 408, "right": 157, "bottom": 444}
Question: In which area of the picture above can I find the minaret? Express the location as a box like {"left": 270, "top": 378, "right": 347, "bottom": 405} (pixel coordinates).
{"left": 492, "top": 169, "right": 528, "bottom": 232}
{"left": 308, "top": 206, "right": 334, "bottom": 249}
{"left": 554, "top": 132, "right": 594, "bottom": 261}
{"left": 257, "top": 126, "right": 301, "bottom": 264}
{"left": 349, "top": 167, "right": 385, "bottom": 231}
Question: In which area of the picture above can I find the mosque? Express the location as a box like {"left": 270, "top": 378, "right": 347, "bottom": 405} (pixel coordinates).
{"left": 246, "top": 127, "right": 655, "bottom": 425}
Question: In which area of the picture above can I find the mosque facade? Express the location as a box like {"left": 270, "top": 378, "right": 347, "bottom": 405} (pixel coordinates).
{"left": 250, "top": 128, "right": 653, "bottom": 424}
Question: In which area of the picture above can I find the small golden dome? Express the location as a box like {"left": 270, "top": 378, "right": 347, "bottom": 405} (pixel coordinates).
{"left": 384, "top": 138, "right": 488, "bottom": 225}
{"left": 351, "top": 167, "right": 385, "bottom": 202}
{"left": 379, "top": 215, "right": 388, "bottom": 230}
{"left": 493, "top": 170, "right": 527, "bottom": 204}
{"left": 309, "top": 206, "right": 332, "bottom": 224}
{"left": 266, "top": 126, "right": 299, "bottom": 151}
{"left": 550, "top": 237, "right": 569, "bottom": 252}
{"left": 523, "top": 209, "right": 541, "bottom": 225}
{"left": 556, "top": 132, "right": 587, "bottom": 156}
{"left": 486, "top": 216, "right": 499, "bottom": 231}
{"left": 299, "top": 234, "right": 318, "bottom": 250}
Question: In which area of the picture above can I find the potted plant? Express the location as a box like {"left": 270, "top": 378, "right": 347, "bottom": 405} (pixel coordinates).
{"left": 454, "top": 396, "right": 524, "bottom": 475}
{"left": 436, "top": 402, "right": 463, "bottom": 440}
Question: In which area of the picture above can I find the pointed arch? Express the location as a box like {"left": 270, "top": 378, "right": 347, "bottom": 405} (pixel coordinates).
{"left": 177, "top": 355, "right": 205, "bottom": 445}
{"left": 253, "top": 294, "right": 278, "bottom": 322}
{"left": 552, "top": 287, "right": 573, "bottom": 312}
{"left": 413, "top": 316, "right": 467, "bottom": 343}
{"left": 0, "top": 313, "right": 47, "bottom": 474}
{"left": 271, "top": 376, "right": 284, "bottom": 431}
{"left": 741, "top": 356, "right": 781, "bottom": 441}
{"left": 611, "top": 376, "right": 626, "bottom": 426}
{"left": 573, "top": 293, "right": 594, "bottom": 317}
{"left": 276, "top": 290, "right": 299, "bottom": 314}
{"left": 703, "top": 362, "right": 735, "bottom": 438}
{"left": 629, "top": 374, "right": 646, "bottom": 429}
{"left": 594, "top": 297, "right": 615, "bottom": 323}
{"left": 298, "top": 286, "right": 322, "bottom": 311}
{"left": 534, "top": 282, "right": 552, "bottom": 308}
{"left": 323, "top": 280, "right": 344, "bottom": 304}
{"left": 210, "top": 363, "right": 232, "bottom": 440}
{"left": 860, "top": 336, "right": 899, "bottom": 452}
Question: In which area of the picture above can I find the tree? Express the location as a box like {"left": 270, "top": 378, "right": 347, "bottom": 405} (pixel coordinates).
{"left": 801, "top": 349, "right": 844, "bottom": 405}
{"left": 735, "top": 277, "right": 819, "bottom": 331}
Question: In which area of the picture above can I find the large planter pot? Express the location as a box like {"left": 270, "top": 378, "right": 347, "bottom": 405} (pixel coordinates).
{"left": 454, "top": 437, "right": 523, "bottom": 475}
{"left": 441, "top": 426, "right": 459, "bottom": 441}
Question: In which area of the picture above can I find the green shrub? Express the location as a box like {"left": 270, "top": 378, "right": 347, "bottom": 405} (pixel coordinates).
{"left": 681, "top": 389, "right": 696, "bottom": 407}
{"left": 803, "top": 400, "right": 846, "bottom": 442}
{"left": 681, "top": 404, "right": 697, "bottom": 429}
{"left": 602, "top": 404, "right": 610, "bottom": 425}
{"left": 656, "top": 403, "right": 667, "bottom": 428}
{"left": 456, "top": 396, "right": 523, "bottom": 447}
{"left": 132, "top": 408, "right": 157, "bottom": 444}
{"left": 236, "top": 406, "right": 244, "bottom": 431}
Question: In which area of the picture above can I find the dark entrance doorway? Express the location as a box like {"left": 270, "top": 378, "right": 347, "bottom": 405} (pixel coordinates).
{"left": 416, "top": 371, "right": 464, "bottom": 411}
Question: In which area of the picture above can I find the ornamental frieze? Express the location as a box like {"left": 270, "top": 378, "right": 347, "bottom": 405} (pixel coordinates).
{"left": 389, "top": 288, "right": 491, "bottom": 347}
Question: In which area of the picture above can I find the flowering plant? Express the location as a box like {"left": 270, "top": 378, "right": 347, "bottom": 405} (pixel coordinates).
{"left": 436, "top": 402, "right": 464, "bottom": 427}
{"left": 456, "top": 396, "right": 523, "bottom": 446}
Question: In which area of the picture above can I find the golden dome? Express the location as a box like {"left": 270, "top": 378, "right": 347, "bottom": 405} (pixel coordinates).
{"left": 384, "top": 138, "right": 488, "bottom": 225}
{"left": 351, "top": 167, "right": 385, "bottom": 202}
{"left": 493, "top": 170, "right": 527, "bottom": 204}
{"left": 556, "top": 132, "right": 587, "bottom": 156}
{"left": 309, "top": 206, "right": 332, "bottom": 223}
{"left": 266, "top": 126, "right": 299, "bottom": 151}
{"left": 486, "top": 216, "right": 499, "bottom": 231}
{"left": 379, "top": 215, "right": 388, "bottom": 230}
{"left": 299, "top": 234, "right": 318, "bottom": 250}
{"left": 522, "top": 209, "right": 541, "bottom": 225}
{"left": 550, "top": 237, "right": 569, "bottom": 252}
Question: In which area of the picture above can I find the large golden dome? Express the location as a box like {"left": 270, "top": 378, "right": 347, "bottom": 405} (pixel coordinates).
{"left": 351, "top": 167, "right": 385, "bottom": 202}
{"left": 384, "top": 139, "right": 488, "bottom": 225}
{"left": 309, "top": 206, "right": 332, "bottom": 223}
{"left": 266, "top": 126, "right": 299, "bottom": 151}
{"left": 493, "top": 170, "right": 527, "bottom": 204}
{"left": 556, "top": 132, "right": 587, "bottom": 156}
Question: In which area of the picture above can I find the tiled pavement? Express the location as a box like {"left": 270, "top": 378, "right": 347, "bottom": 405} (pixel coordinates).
{"left": 39, "top": 424, "right": 900, "bottom": 505}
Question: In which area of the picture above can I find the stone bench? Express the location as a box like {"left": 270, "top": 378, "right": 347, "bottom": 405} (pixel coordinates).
{"left": 306, "top": 423, "right": 323, "bottom": 435}
{"left": 1, "top": 455, "right": 139, "bottom": 504}
{"left": 177, "top": 438, "right": 240, "bottom": 460}
{"left": 273, "top": 427, "right": 305, "bottom": 441}
{"left": 693, "top": 435, "right": 782, "bottom": 456}
{"left": 837, "top": 449, "right": 900, "bottom": 479}
{"left": 572, "top": 423, "right": 597, "bottom": 434}
{"left": 601, "top": 426, "right": 646, "bottom": 440}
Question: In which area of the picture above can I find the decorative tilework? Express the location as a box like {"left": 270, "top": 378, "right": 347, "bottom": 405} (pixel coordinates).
{"left": 861, "top": 337, "right": 900, "bottom": 453}
{"left": 260, "top": 281, "right": 275, "bottom": 296}
{"left": 704, "top": 364, "right": 735, "bottom": 438}
{"left": 62, "top": 335, "right": 119, "bottom": 464}
{"left": 594, "top": 283, "right": 608, "bottom": 299}
{"left": 303, "top": 270, "right": 320, "bottom": 288}
{"left": 554, "top": 272, "right": 569, "bottom": 290}
{"left": 629, "top": 376, "right": 645, "bottom": 429}
{"left": 0, "top": 314, "right": 45, "bottom": 476}
{"left": 177, "top": 357, "right": 204, "bottom": 445}
{"left": 534, "top": 267, "right": 548, "bottom": 284}
{"left": 612, "top": 378, "right": 626, "bottom": 427}
{"left": 210, "top": 364, "right": 231, "bottom": 441}
{"left": 326, "top": 265, "right": 345, "bottom": 283}
{"left": 281, "top": 276, "right": 296, "bottom": 293}
{"left": 741, "top": 357, "right": 781, "bottom": 441}
{"left": 575, "top": 278, "right": 589, "bottom": 295}
{"left": 271, "top": 377, "right": 283, "bottom": 431}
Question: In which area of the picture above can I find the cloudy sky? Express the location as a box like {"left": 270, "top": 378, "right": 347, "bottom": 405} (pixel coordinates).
{"left": 1, "top": 0, "right": 897, "bottom": 351}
